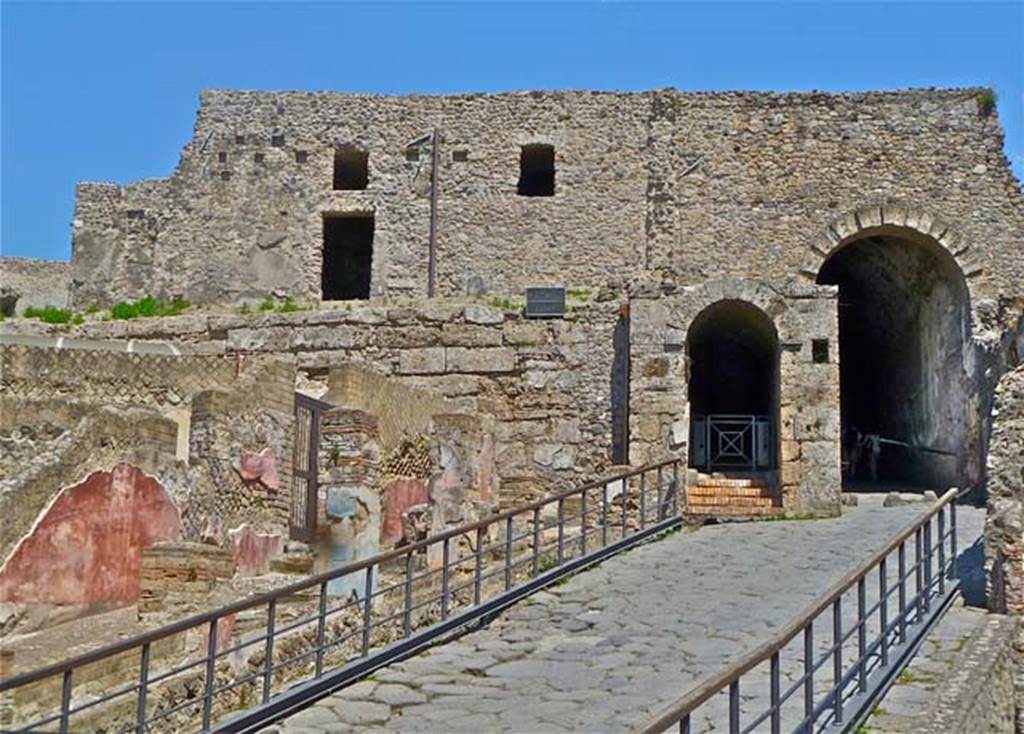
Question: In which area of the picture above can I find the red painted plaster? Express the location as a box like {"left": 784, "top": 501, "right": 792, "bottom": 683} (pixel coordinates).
{"left": 228, "top": 524, "right": 284, "bottom": 577}
{"left": 381, "top": 479, "right": 430, "bottom": 544}
{"left": 0, "top": 464, "right": 181, "bottom": 605}
{"left": 239, "top": 448, "right": 280, "bottom": 491}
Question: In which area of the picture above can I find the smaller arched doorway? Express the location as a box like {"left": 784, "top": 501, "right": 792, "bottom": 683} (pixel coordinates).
{"left": 688, "top": 300, "right": 779, "bottom": 473}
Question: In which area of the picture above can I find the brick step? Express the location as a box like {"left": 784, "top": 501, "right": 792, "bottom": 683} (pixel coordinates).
{"left": 687, "top": 495, "right": 778, "bottom": 508}
{"left": 689, "top": 486, "right": 776, "bottom": 498}
{"left": 695, "top": 476, "right": 767, "bottom": 488}
{"left": 686, "top": 504, "right": 784, "bottom": 516}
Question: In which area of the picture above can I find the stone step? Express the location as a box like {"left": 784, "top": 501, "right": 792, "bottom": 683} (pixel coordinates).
{"left": 689, "top": 485, "right": 776, "bottom": 498}
{"left": 686, "top": 504, "right": 784, "bottom": 516}
{"left": 687, "top": 495, "right": 778, "bottom": 508}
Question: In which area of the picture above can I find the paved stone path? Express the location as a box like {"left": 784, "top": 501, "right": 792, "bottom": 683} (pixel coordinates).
{"left": 267, "top": 497, "right": 984, "bottom": 733}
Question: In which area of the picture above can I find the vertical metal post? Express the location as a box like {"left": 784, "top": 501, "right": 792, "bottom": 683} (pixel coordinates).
{"left": 914, "top": 527, "right": 923, "bottom": 621}
{"left": 656, "top": 465, "right": 664, "bottom": 521}
{"left": 951, "top": 501, "right": 958, "bottom": 579}
{"left": 938, "top": 507, "right": 946, "bottom": 595}
{"left": 639, "top": 471, "right": 647, "bottom": 529}
{"left": 680, "top": 714, "right": 690, "bottom": 734}
{"left": 504, "top": 516, "right": 513, "bottom": 590}
{"left": 770, "top": 650, "right": 781, "bottom": 734}
{"left": 532, "top": 508, "right": 541, "bottom": 576}
{"left": 263, "top": 600, "right": 276, "bottom": 703}
{"left": 879, "top": 558, "right": 889, "bottom": 668}
{"left": 315, "top": 582, "right": 327, "bottom": 677}
{"left": 427, "top": 128, "right": 439, "bottom": 298}
{"left": 674, "top": 460, "right": 682, "bottom": 515}
{"left": 581, "top": 489, "right": 588, "bottom": 556}
{"left": 729, "top": 679, "right": 740, "bottom": 734}
{"left": 202, "top": 619, "right": 218, "bottom": 730}
{"left": 857, "top": 577, "right": 867, "bottom": 693}
{"left": 923, "top": 519, "right": 933, "bottom": 614}
{"left": 441, "top": 540, "right": 451, "bottom": 619}
{"left": 59, "top": 669, "right": 72, "bottom": 734}
{"left": 403, "top": 552, "right": 414, "bottom": 637}
{"left": 622, "top": 477, "right": 629, "bottom": 538}
{"left": 832, "top": 598, "right": 843, "bottom": 724}
{"left": 136, "top": 642, "right": 150, "bottom": 733}
{"left": 474, "top": 526, "right": 484, "bottom": 606}
{"left": 602, "top": 482, "right": 609, "bottom": 546}
{"left": 362, "top": 565, "right": 374, "bottom": 656}
{"left": 898, "top": 541, "right": 907, "bottom": 643}
{"left": 803, "top": 623, "right": 814, "bottom": 726}
{"left": 557, "top": 497, "right": 565, "bottom": 565}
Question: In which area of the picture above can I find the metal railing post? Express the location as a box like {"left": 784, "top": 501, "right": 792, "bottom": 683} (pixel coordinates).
{"left": 729, "top": 679, "right": 740, "bottom": 734}
{"left": 602, "top": 482, "right": 610, "bottom": 546}
{"left": 505, "top": 516, "right": 513, "bottom": 590}
{"left": 673, "top": 460, "right": 681, "bottom": 516}
{"left": 403, "top": 551, "right": 414, "bottom": 636}
{"left": 803, "top": 623, "right": 814, "bottom": 727}
{"left": 938, "top": 507, "right": 946, "bottom": 595}
{"left": 263, "top": 600, "right": 276, "bottom": 703}
{"left": 474, "top": 526, "right": 484, "bottom": 606}
{"left": 532, "top": 508, "right": 541, "bottom": 575}
{"left": 857, "top": 576, "right": 867, "bottom": 693}
{"left": 202, "top": 619, "right": 218, "bottom": 730}
{"left": 622, "top": 477, "right": 629, "bottom": 538}
{"left": 656, "top": 465, "right": 664, "bottom": 521}
{"left": 770, "top": 650, "right": 781, "bottom": 734}
{"left": 59, "top": 669, "right": 72, "bottom": 734}
{"left": 915, "top": 527, "right": 924, "bottom": 621}
{"left": 362, "top": 565, "right": 374, "bottom": 656}
{"left": 923, "top": 518, "right": 933, "bottom": 614}
{"left": 879, "top": 558, "right": 889, "bottom": 668}
{"left": 581, "top": 489, "right": 588, "bottom": 555}
{"left": 315, "top": 582, "right": 327, "bottom": 677}
{"left": 951, "top": 500, "right": 959, "bottom": 579}
{"left": 898, "top": 541, "right": 907, "bottom": 643}
{"left": 136, "top": 642, "right": 150, "bottom": 733}
{"left": 441, "top": 540, "right": 451, "bottom": 618}
{"left": 557, "top": 497, "right": 565, "bottom": 565}
{"left": 832, "top": 598, "right": 843, "bottom": 724}
{"left": 639, "top": 471, "right": 647, "bottom": 529}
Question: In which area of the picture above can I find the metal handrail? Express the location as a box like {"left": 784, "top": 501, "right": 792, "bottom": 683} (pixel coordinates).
{"left": 2, "top": 458, "right": 682, "bottom": 734}
{"left": 636, "top": 487, "right": 959, "bottom": 733}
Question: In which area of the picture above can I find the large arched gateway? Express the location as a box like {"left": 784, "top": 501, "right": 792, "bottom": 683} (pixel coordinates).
{"left": 687, "top": 300, "right": 779, "bottom": 474}
{"left": 817, "top": 225, "right": 972, "bottom": 490}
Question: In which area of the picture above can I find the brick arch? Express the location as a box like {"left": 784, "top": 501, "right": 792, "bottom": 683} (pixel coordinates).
{"left": 798, "top": 203, "right": 984, "bottom": 292}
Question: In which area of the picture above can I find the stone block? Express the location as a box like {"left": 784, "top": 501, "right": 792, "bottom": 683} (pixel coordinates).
{"left": 398, "top": 347, "right": 446, "bottom": 375}
{"left": 445, "top": 347, "right": 516, "bottom": 374}
{"left": 441, "top": 324, "right": 503, "bottom": 347}
{"left": 289, "top": 325, "right": 362, "bottom": 351}
{"left": 464, "top": 304, "right": 504, "bottom": 325}
{"left": 504, "top": 321, "right": 547, "bottom": 346}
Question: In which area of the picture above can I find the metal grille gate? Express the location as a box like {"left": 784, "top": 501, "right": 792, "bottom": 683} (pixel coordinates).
{"left": 290, "top": 393, "right": 330, "bottom": 542}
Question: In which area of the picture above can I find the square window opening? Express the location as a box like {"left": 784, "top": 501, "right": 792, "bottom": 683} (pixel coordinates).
{"left": 333, "top": 146, "right": 369, "bottom": 190}
{"left": 218, "top": 152, "right": 228, "bottom": 163}
{"left": 405, "top": 147, "right": 420, "bottom": 162}
{"left": 295, "top": 150, "right": 309, "bottom": 163}
{"left": 452, "top": 149, "right": 468, "bottom": 163}
{"left": 322, "top": 214, "right": 373, "bottom": 300}
{"left": 271, "top": 133, "right": 285, "bottom": 147}
{"left": 254, "top": 152, "right": 265, "bottom": 164}
{"left": 235, "top": 134, "right": 246, "bottom": 145}
{"left": 812, "top": 338, "right": 830, "bottom": 364}
{"left": 518, "top": 144, "right": 554, "bottom": 197}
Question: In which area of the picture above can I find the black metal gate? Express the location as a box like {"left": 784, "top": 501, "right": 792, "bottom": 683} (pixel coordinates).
{"left": 291, "top": 393, "right": 330, "bottom": 542}
{"left": 690, "top": 414, "right": 774, "bottom": 471}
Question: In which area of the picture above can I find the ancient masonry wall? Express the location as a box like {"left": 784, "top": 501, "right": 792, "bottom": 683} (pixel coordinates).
{"left": 67, "top": 88, "right": 1023, "bottom": 314}
{"left": 0, "top": 257, "right": 70, "bottom": 314}
{"left": 985, "top": 364, "right": 1024, "bottom": 614}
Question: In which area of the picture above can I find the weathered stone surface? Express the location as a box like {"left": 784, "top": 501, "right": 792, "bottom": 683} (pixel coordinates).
{"left": 397, "top": 347, "right": 446, "bottom": 375}
{"left": 445, "top": 347, "right": 516, "bottom": 374}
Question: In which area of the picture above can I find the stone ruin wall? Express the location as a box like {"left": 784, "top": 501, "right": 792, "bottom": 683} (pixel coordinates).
{"left": 986, "top": 364, "right": 1024, "bottom": 614}
{"left": 64, "top": 88, "right": 1023, "bottom": 315}
{"left": 0, "top": 258, "right": 70, "bottom": 315}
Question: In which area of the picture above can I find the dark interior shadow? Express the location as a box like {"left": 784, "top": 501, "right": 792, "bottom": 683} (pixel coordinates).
{"left": 957, "top": 539, "right": 986, "bottom": 608}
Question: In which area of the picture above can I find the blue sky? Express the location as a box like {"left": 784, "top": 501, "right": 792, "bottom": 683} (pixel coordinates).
{"left": 2, "top": 1, "right": 1021, "bottom": 261}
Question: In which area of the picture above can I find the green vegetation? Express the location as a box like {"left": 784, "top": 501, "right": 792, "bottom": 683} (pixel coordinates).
{"left": 487, "top": 296, "right": 523, "bottom": 312}
{"left": 277, "top": 296, "right": 304, "bottom": 313}
{"left": 22, "top": 306, "right": 74, "bottom": 324}
{"left": 256, "top": 295, "right": 307, "bottom": 313}
{"left": 258, "top": 295, "right": 276, "bottom": 312}
{"left": 109, "top": 296, "right": 190, "bottom": 320}
{"left": 977, "top": 88, "right": 997, "bottom": 116}
{"left": 237, "top": 302, "right": 251, "bottom": 315}
{"left": 567, "top": 287, "right": 592, "bottom": 302}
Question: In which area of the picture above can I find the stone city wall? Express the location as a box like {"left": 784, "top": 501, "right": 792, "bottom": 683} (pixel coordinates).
{"left": 0, "top": 257, "right": 70, "bottom": 315}
{"left": 65, "top": 88, "right": 1022, "bottom": 314}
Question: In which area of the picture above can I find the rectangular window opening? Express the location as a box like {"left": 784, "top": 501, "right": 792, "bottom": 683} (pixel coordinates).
{"left": 271, "top": 133, "right": 285, "bottom": 147}
{"left": 235, "top": 134, "right": 246, "bottom": 145}
{"left": 452, "top": 149, "right": 468, "bottom": 163}
{"left": 295, "top": 150, "right": 309, "bottom": 163}
{"left": 518, "top": 143, "right": 555, "bottom": 197}
{"left": 333, "top": 146, "right": 369, "bottom": 190}
{"left": 812, "top": 338, "right": 830, "bottom": 364}
{"left": 405, "top": 147, "right": 420, "bottom": 162}
{"left": 322, "top": 214, "right": 373, "bottom": 300}
{"left": 218, "top": 152, "right": 228, "bottom": 163}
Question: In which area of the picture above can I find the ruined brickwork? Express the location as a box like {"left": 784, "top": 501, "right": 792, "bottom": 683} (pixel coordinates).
{"left": 64, "top": 88, "right": 1022, "bottom": 313}
{"left": 986, "top": 364, "right": 1024, "bottom": 614}
{"left": 0, "top": 257, "right": 69, "bottom": 315}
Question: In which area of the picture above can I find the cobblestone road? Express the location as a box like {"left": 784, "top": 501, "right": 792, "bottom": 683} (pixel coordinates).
{"left": 268, "top": 497, "right": 984, "bottom": 733}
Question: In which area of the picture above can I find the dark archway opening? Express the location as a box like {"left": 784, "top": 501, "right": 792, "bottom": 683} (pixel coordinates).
{"left": 817, "top": 226, "right": 970, "bottom": 490}
{"left": 687, "top": 300, "right": 779, "bottom": 472}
